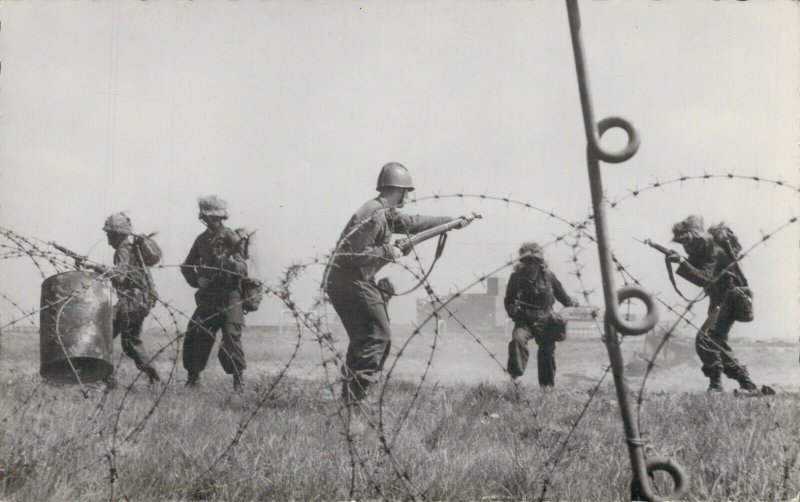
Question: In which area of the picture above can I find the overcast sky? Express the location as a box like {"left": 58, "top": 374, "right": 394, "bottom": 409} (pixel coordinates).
{"left": 1, "top": 1, "right": 798, "bottom": 340}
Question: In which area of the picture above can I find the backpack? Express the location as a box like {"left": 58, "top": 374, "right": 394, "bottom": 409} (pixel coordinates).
{"left": 129, "top": 234, "right": 159, "bottom": 310}
{"left": 133, "top": 233, "right": 163, "bottom": 266}
{"left": 709, "top": 223, "right": 753, "bottom": 323}
{"left": 233, "top": 228, "right": 263, "bottom": 313}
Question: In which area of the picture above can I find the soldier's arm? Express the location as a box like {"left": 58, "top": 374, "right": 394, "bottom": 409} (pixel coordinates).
{"left": 504, "top": 273, "right": 518, "bottom": 317}
{"left": 675, "top": 257, "right": 716, "bottom": 288}
{"left": 391, "top": 212, "right": 453, "bottom": 235}
{"left": 218, "top": 232, "right": 248, "bottom": 278}
{"left": 180, "top": 240, "right": 201, "bottom": 288}
{"left": 109, "top": 246, "right": 132, "bottom": 290}
{"left": 336, "top": 216, "right": 396, "bottom": 269}
{"left": 550, "top": 272, "right": 577, "bottom": 307}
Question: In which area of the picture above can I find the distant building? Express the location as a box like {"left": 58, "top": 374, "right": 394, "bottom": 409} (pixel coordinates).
{"left": 561, "top": 305, "right": 602, "bottom": 339}
{"left": 5, "top": 324, "right": 38, "bottom": 333}
{"left": 415, "top": 277, "right": 615, "bottom": 338}
{"left": 416, "top": 276, "right": 507, "bottom": 331}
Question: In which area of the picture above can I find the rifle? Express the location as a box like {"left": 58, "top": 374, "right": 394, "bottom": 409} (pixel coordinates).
{"left": 633, "top": 237, "right": 692, "bottom": 301}
{"left": 394, "top": 212, "right": 482, "bottom": 253}
{"left": 633, "top": 237, "right": 679, "bottom": 258}
{"left": 373, "top": 213, "right": 481, "bottom": 297}
{"left": 50, "top": 242, "right": 106, "bottom": 273}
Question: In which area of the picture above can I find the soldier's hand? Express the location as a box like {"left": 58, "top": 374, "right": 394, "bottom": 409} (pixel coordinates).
{"left": 86, "top": 263, "right": 108, "bottom": 274}
{"left": 385, "top": 245, "right": 400, "bottom": 261}
{"left": 666, "top": 251, "right": 681, "bottom": 264}
{"left": 571, "top": 298, "right": 580, "bottom": 308}
{"left": 457, "top": 213, "right": 476, "bottom": 227}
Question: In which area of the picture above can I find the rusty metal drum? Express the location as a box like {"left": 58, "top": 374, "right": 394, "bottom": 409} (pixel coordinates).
{"left": 39, "top": 271, "right": 114, "bottom": 383}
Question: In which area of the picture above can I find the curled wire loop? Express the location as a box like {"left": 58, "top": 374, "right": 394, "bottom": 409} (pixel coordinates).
{"left": 566, "top": 0, "right": 688, "bottom": 500}
{"left": 613, "top": 285, "right": 659, "bottom": 336}
{"left": 641, "top": 457, "right": 690, "bottom": 502}
{"left": 595, "top": 116, "right": 641, "bottom": 164}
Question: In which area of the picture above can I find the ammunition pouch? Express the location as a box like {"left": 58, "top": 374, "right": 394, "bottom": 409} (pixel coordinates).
{"left": 725, "top": 286, "right": 753, "bottom": 323}
{"left": 240, "top": 277, "right": 263, "bottom": 314}
{"left": 539, "top": 312, "right": 568, "bottom": 342}
{"left": 515, "top": 304, "right": 568, "bottom": 343}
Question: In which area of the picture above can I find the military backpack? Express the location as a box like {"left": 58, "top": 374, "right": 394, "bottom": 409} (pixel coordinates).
{"left": 133, "top": 233, "right": 163, "bottom": 266}
{"left": 709, "top": 223, "right": 753, "bottom": 323}
{"left": 233, "top": 228, "right": 263, "bottom": 313}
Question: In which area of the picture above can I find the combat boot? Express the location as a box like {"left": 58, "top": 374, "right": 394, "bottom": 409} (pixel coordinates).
{"left": 185, "top": 371, "right": 200, "bottom": 388}
{"left": 233, "top": 373, "right": 244, "bottom": 393}
{"left": 103, "top": 376, "right": 118, "bottom": 392}
{"left": 733, "top": 379, "right": 776, "bottom": 398}
{"left": 736, "top": 376, "right": 758, "bottom": 392}
{"left": 707, "top": 374, "right": 723, "bottom": 393}
{"left": 146, "top": 368, "right": 161, "bottom": 385}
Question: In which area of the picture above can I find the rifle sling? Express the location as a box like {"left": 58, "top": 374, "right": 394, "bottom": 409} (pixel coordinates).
{"left": 719, "top": 238, "right": 748, "bottom": 287}
{"left": 665, "top": 256, "right": 696, "bottom": 303}
{"left": 377, "top": 233, "right": 447, "bottom": 298}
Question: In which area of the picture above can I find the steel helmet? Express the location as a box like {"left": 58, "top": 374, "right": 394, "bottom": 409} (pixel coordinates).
{"left": 102, "top": 212, "right": 133, "bottom": 235}
{"left": 198, "top": 195, "right": 229, "bottom": 219}
{"left": 376, "top": 162, "right": 414, "bottom": 192}
{"left": 518, "top": 241, "right": 544, "bottom": 260}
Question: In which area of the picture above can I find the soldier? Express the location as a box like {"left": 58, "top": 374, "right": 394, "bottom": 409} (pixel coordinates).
{"left": 93, "top": 213, "right": 161, "bottom": 386}
{"left": 667, "top": 215, "right": 768, "bottom": 394}
{"left": 181, "top": 196, "right": 248, "bottom": 392}
{"left": 326, "top": 162, "right": 468, "bottom": 404}
{"left": 505, "top": 242, "right": 578, "bottom": 388}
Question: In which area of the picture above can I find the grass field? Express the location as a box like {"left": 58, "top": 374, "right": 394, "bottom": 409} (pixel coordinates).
{"left": 1, "top": 327, "right": 799, "bottom": 501}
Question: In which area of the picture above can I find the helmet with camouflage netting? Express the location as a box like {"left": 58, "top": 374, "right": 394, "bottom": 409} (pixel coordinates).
{"left": 102, "top": 212, "right": 133, "bottom": 235}
{"left": 198, "top": 195, "right": 229, "bottom": 219}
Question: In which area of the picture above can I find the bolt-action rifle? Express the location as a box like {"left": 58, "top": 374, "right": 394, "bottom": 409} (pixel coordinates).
{"left": 374, "top": 212, "right": 481, "bottom": 297}
{"left": 50, "top": 242, "right": 106, "bottom": 273}
{"left": 633, "top": 237, "right": 692, "bottom": 301}
{"left": 634, "top": 238, "right": 680, "bottom": 259}
{"left": 394, "top": 212, "right": 481, "bottom": 254}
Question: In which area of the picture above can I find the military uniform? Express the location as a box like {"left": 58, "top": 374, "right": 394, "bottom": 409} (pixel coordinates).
{"left": 675, "top": 239, "right": 754, "bottom": 389}
{"left": 110, "top": 238, "right": 159, "bottom": 382}
{"left": 327, "top": 196, "right": 450, "bottom": 401}
{"left": 181, "top": 226, "right": 248, "bottom": 381}
{"left": 505, "top": 263, "right": 574, "bottom": 387}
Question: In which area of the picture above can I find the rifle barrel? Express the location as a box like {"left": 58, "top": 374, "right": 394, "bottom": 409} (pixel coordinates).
{"left": 51, "top": 242, "right": 84, "bottom": 259}
{"left": 396, "top": 214, "right": 480, "bottom": 250}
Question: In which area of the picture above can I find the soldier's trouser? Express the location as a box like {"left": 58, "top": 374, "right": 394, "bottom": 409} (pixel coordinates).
{"left": 508, "top": 322, "right": 557, "bottom": 387}
{"left": 113, "top": 309, "right": 157, "bottom": 376}
{"left": 695, "top": 304, "right": 751, "bottom": 383}
{"left": 327, "top": 280, "right": 391, "bottom": 401}
{"left": 183, "top": 306, "right": 245, "bottom": 376}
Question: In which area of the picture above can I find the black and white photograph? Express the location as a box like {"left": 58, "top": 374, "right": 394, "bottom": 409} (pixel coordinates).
{"left": 0, "top": 1, "right": 798, "bottom": 500}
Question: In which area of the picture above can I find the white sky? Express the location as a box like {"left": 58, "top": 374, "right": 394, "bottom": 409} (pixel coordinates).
{"left": 1, "top": 1, "right": 798, "bottom": 340}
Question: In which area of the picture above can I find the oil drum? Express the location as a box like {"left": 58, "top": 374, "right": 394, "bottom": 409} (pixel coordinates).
{"left": 39, "top": 271, "right": 114, "bottom": 383}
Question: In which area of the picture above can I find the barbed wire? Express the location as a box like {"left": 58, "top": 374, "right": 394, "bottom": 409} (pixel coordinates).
{"left": 1, "top": 170, "right": 797, "bottom": 500}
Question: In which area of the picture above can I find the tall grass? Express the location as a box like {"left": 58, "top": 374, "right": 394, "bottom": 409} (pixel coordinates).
{"left": 1, "top": 369, "right": 798, "bottom": 501}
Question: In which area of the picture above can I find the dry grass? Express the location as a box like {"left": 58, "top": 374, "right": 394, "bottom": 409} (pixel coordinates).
{"left": 1, "top": 366, "right": 798, "bottom": 501}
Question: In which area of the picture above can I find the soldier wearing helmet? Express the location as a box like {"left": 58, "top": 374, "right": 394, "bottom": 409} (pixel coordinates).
{"left": 88, "top": 212, "right": 161, "bottom": 387}
{"left": 180, "top": 195, "right": 249, "bottom": 392}
{"left": 504, "top": 241, "right": 578, "bottom": 388}
{"left": 667, "top": 215, "right": 766, "bottom": 394}
{"left": 326, "top": 162, "right": 469, "bottom": 404}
